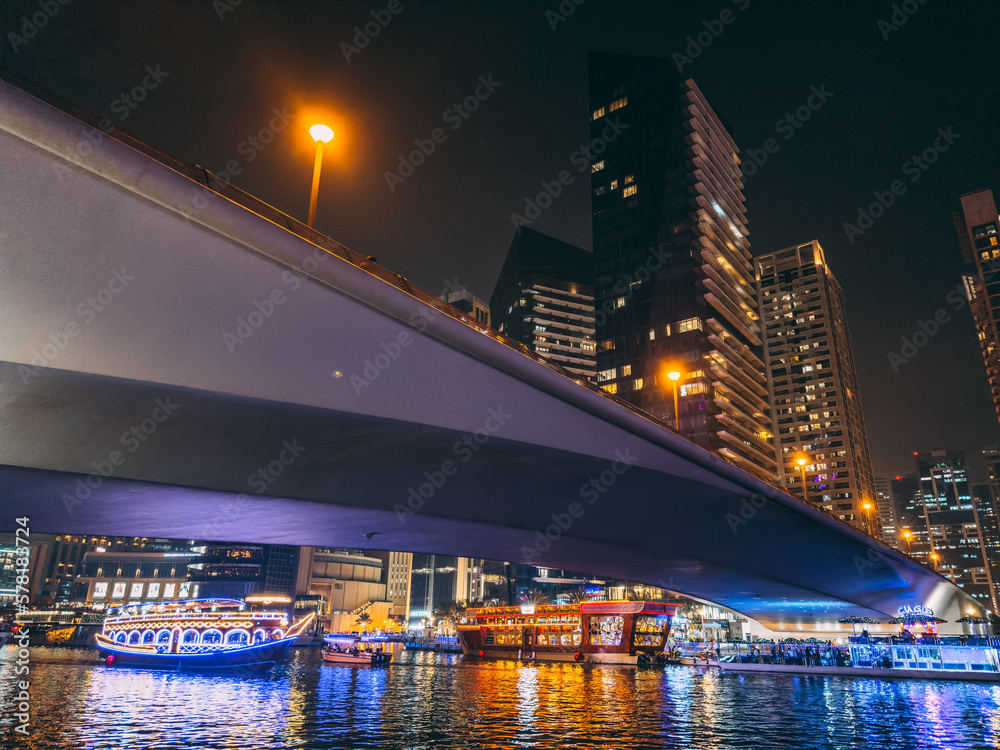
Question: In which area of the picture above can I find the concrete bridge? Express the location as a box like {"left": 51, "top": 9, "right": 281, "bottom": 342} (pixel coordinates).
{"left": 0, "top": 77, "right": 978, "bottom": 632}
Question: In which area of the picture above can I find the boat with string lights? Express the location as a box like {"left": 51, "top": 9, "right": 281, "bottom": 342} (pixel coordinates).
{"left": 457, "top": 601, "right": 678, "bottom": 664}
{"left": 94, "top": 597, "right": 314, "bottom": 672}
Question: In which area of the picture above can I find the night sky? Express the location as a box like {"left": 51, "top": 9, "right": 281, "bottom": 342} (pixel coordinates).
{"left": 3, "top": 0, "right": 999, "bottom": 481}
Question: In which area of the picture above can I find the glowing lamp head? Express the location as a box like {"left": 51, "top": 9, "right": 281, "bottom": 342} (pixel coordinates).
{"left": 903, "top": 530, "right": 912, "bottom": 538}
{"left": 667, "top": 371, "right": 681, "bottom": 382}
{"left": 310, "top": 124, "right": 334, "bottom": 143}
{"left": 862, "top": 501, "right": 872, "bottom": 510}
{"left": 930, "top": 552, "right": 939, "bottom": 560}
{"left": 968, "top": 607, "right": 976, "bottom": 615}
{"left": 796, "top": 457, "right": 807, "bottom": 467}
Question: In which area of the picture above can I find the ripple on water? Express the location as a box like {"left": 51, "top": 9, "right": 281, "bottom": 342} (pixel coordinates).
{"left": 3, "top": 647, "right": 1000, "bottom": 749}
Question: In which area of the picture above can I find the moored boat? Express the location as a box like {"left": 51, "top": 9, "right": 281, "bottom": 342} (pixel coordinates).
{"left": 94, "top": 598, "right": 314, "bottom": 672}
{"left": 457, "top": 601, "right": 678, "bottom": 665}
{"left": 321, "top": 645, "right": 392, "bottom": 665}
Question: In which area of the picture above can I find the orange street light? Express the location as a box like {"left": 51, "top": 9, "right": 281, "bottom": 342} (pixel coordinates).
{"left": 667, "top": 369, "right": 682, "bottom": 430}
{"left": 794, "top": 454, "right": 809, "bottom": 503}
{"left": 861, "top": 499, "right": 874, "bottom": 536}
{"left": 930, "top": 551, "right": 940, "bottom": 572}
{"left": 902, "top": 529, "right": 912, "bottom": 554}
{"left": 307, "top": 124, "right": 334, "bottom": 227}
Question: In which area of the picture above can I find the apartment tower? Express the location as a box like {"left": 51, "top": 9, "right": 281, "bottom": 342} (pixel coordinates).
{"left": 588, "top": 52, "right": 775, "bottom": 480}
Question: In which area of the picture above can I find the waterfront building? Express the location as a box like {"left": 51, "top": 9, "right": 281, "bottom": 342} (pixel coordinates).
{"left": 296, "top": 547, "right": 399, "bottom": 633}
{"left": 588, "top": 52, "right": 775, "bottom": 480}
{"left": 955, "top": 189, "right": 1000, "bottom": 426}
{"left": 0, "top": 544, "right": 23, "bottom": 604}
{"left": 440, "top": 288, "right": 491, "bottom": 327}
{"left": 386, "top": 550, "right": 413, "bottom": 624}
{"left": 188, "top": 543, "right": 300, "bottom": 600}
{"left": 916, "top": 449, "right": 995, "bottom": 612}
{"left": 876, "top": 477, "right": 897, "bottom": 547}
{"left": 75, "top": 549, "right": 200, "bottom": 605}
{"left": 756, "top": 241, "right": 877, "bottom": 533}
{"left": 409, "top": 554, "right": 482, "bottom": 622}
{"left": 490, "top": 226, "right": 597, "bottom": 381}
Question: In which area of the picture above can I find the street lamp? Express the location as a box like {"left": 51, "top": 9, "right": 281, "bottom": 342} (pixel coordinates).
{"left": 307, "top": 124, "right": 334, "bottom": 228}
{"left": 902, "top": 529, "right": 912, "bottom": 554}
{"left": 794, "top": 454, "right": 809, "bottom": 503}
{"left": 861, "top": 499, "right": 873, "bottom": 536}
{"left": 930, "top": 551, "right": 940, "bottom": 572}
{"left": 667, "top": 369, "right": 682, "bottom": 430}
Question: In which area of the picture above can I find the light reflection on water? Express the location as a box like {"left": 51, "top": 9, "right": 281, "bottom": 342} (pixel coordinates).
{"left": 4, "top": 646, "right": 1000, "bottom": 749}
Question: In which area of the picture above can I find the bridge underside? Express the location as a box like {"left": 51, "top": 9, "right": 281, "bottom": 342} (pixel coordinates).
{"left": 0, "top": 76, "right": 975, "bottom": 632}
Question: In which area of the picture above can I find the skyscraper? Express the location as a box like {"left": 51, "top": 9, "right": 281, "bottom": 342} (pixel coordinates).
{"left": 490, "top": 226, "right": 596, "bottom": 381}
{"left": 756, "top": 241, "right": 877, "bottom": 533}
{"left": 440, "top": 288, "right": 491, "bottom": 328}
{"left": 955, "top": 189, "right": 1000, "bottom": 425}
{"left": 916, "top": 449, "right": 994, "bottom": 612}
{"left": 588, "top": 52, "right": 775, "bottom": 480}
{"left": 876, "top": 477, "right": 896, "bottom": 546}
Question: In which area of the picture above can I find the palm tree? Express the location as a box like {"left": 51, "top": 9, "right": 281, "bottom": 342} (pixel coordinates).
{"left": 566, "top": 591, "right": 588, "bottom": 604}
{"left": 526, "top": 591, "right": 549, "bottom": 605}
{"left": 434, "top": 600, "right": 467, "bottom": 635}
{"left": 355, "top": 612, "right": 372, "bottom": 634}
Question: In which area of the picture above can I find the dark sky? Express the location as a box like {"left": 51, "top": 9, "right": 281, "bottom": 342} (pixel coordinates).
{"left": 3, "top": 0, "right": 999, "bottom": 481}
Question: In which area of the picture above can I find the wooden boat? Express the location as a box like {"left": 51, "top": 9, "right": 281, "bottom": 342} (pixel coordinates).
{"left": 457, "top": 600, "right": 678, "bottom": 665}
{"left": 94, "top": 598, "right": 314, "bottom": 672}
{"left": 321, "top": 646, "right": 392, "bottom": 665}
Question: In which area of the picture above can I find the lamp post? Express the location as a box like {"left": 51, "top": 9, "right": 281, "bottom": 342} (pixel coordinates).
{"left": 667, "top": 369, "right": 682, "bottom": 430}
{"left": 930, "top": 551, "right": 939, "bottom": 572}
{"left": 861, "top": 499, "right": 873, "bottom": 536}
{"left": 307, "top": 124, "right": 334, "bottom": 228}
{"left": 795, "top": 455, "right": 809, "bottom": 503}
{"left": 902, "top": 529, "right": 912, "bottom": 554}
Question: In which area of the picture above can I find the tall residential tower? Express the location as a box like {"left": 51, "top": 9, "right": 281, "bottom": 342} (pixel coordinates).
{"left": 756, "top": 241, "right": 877, "bottom": 533}
{"left": 588, "top": 52, "right": 775, "bottom": 480}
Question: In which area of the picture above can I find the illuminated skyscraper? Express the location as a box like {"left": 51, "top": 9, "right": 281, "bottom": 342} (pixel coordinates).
{"left": 955, "top": 189, "right": 1000, "bottom": 426}
{"left": 588, "top": 52, "right": 775, "bottom": 480}
{"left": 756, "top": 241, "right": 877, "bottom": 533}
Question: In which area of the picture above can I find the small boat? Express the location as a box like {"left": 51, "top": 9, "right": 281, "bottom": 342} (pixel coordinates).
{"left": 94, "top": 598, "right": 314, "bottom": 673}
{"left": 321, "top": 645, "right": 392, "bottom": 665}
{"left": 679, "top": 654, "right": 720, "bottom": 667}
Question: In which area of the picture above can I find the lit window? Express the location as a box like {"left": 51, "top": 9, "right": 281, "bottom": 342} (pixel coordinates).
{"left": 591, "top": 161, "right": 605, "bottom": 173}
{"left": 624, "top": 174, "right": 634, "bottom": 184}
{"left": 610, "top": 179, "right": 618, "bottom": 190}
{"left": 634, "top": 378, "right": 644, "bottom": 390}
{"left": 623, "top": 185, "right": 637, "bottom": 198}
{"left": 615, "top": 297, "right": 626, "bottom": 308}
{"left": 598, "top": 339, "right": 615, "bottom": 351}
{"left": 597, "top": 368, "right": 617, "bottom": 382}
{"left": 648, "top": 329, "right": 655, "bottom": 340}
{"left": 677, "top": 317, "right": 703, "bottom": 333}
{"left": 665, "top": 324, "right": 672, "bottom": 336}
{"left": 622, "top": 364, "right": 632, "bottom": 376}
{"left": 594, "top": 185, "right": 605, "bottom": 196}
{"left": 680, "top": 382, "right": 708, "bottom": 397}
{"left": 608, "top": 96, "right": 628, "bottom": 112}
{"left": 591, "top": 107, "right": 606, "bottom": 121}
{"left": 602, "top": 383, "right": 618, "bottom": 394}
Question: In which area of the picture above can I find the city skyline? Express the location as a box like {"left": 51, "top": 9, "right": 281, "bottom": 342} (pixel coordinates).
{"left": 1, "top": 0, "right": 998, "bottom": 480}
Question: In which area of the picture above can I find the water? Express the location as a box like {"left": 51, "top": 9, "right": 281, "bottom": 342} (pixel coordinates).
{"left": 4, "top": 646, "right": 1000, "bottom": 749}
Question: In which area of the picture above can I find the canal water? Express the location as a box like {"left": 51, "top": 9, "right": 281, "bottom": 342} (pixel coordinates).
{"left": 3, "top": 646, "right": 1000, "bottom": 749}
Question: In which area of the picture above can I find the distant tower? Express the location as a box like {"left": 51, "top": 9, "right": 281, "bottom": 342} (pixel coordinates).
{"left": 955, "top": 189, "right": 1000, "bottom": 426}
{"left": 915, "top": 449, "right": 995, "bottom": 613}
{"left": 756, "top": 241, "right": 877, "bottom": 534}
{"left": 490, "top": 226, "right": 597, "bottom": 381}
{"left": 440, "top": 288, "right": 491, "bottom": 328}
{"left": 588, "top": 52, "right": 775, "bottom": 480}
{"left": 875, "top": 477, "right": 896, "bottom": 547}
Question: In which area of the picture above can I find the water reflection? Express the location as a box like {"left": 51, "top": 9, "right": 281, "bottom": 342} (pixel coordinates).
{"left": 4, "top": 646, "right": 1000, "bottom": 749}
